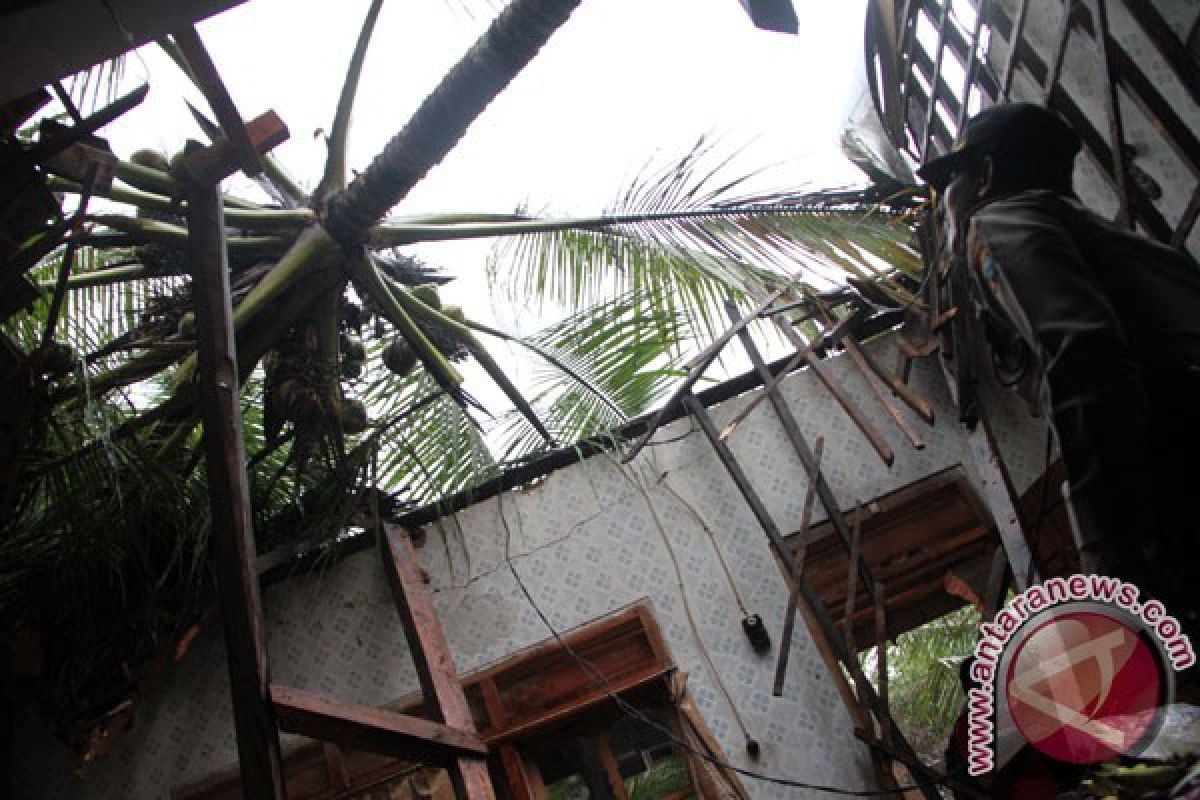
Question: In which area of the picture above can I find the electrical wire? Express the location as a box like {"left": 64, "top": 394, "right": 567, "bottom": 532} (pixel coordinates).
{"left": 494, "top": 485, "right": 930, "bottom": 797}
{"left": 618, "top": 457, "right": 755, "bottom": 745}
{"left": 641, "top": 418, "right": 699, "bottom": 447}
{"left": 653, "top": 466, "right": 750, "bottom": 617}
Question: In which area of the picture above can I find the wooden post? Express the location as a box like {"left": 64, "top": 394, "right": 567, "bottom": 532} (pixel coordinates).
{"left": 773, "top": 437, "right": 824, "bottom": 696}
{"left": 873, "top": 581, "right": 892, "bottom": 743}
{"left": 965, "top": 418, "right": 1039, "bottom": 590}
{"left": 188, "top": 179, "right": 286, "bottom": 798}
{"left": 380, "top": 524, "right": 497, "bottom": 799}
{"left": 843, "top": 505, "right": 864, "bottom": 654}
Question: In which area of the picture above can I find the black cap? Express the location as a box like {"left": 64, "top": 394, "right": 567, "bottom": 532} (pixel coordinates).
{"left": 916, "top": 102, "right": 1082, "bottom": 190}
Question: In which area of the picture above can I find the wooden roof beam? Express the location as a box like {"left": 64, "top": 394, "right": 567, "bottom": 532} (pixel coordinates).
{"left": 271, "top": 685, "right": 488, "bottom": 766}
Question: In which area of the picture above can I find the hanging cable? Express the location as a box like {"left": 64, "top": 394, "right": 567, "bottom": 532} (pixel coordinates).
{"left": 654, "top": 466, "right": 750, "bottom": 617}
{"left": 619, "top": 455, "right": 759, "bottom": 756}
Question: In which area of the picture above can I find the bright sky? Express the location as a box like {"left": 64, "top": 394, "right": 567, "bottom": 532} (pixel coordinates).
{"left": 98, "top": 0, "right": 872, "bottom": 427}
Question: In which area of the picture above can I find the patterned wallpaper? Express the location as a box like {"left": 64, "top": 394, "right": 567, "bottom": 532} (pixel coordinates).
{"left": 11, "top": 336, "right": 1046, "bottom": 798}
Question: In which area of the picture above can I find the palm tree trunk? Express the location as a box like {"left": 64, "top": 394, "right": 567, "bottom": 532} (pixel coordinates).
{"left": 324, "top": 0, "right": 582, "bottom": 244}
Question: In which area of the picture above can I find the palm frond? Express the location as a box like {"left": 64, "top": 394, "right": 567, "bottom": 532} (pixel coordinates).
{"left": 63, "top": 56, "right": 127, "bottom": 116}
{"left": 494, "top": 290, "right": 691, "bottom": 460}
{"left": 625, "top": 757, "right": 691, "bottom": 800}
{"left": 313, "top": 0, "right": 385, "bottom": 203}
{"left": 862, "top": 605, "right": 980, "bottom": 765}
{"left": 486, "top": 139, "right": 923, "bottom": 344}
{"left": 356, "top": 339, "right": 498, "bottom": 505}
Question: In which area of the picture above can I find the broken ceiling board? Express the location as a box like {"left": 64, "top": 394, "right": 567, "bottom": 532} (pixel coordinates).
{"left": 0, "top": 0, "right": 247, "bottom": 106}
{"left": 793, "top": 466, "right": 995, "bottom": 649}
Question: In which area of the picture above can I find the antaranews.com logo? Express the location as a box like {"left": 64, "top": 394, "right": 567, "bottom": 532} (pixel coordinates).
{"left": 966, "top": 574, "right": 1195, "bottom": 775}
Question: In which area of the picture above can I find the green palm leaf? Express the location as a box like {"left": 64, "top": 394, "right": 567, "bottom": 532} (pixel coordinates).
{"left": 494, "top": 289, "right": 691, "bottom": 460}
{"left": 484, "top": 140, "right": 923, "bottom": 345}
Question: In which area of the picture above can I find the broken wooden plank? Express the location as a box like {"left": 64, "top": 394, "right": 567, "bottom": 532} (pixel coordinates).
{"left": 380, "top": 524, "right": 496, "bottom": 799}
{"left": 744, "top": 286, "right": 894, "bottom": 465}
{"left": 717, "top": 310, "right": 861, "bottom": 442}
{"left": 180, "top": 110, "right": 289, "bottom": 186}
{"left": 846, "top": 332, "right": 935, "bottom": 425}
{"left": 841, "top": 336, "right": 926, "bottom": 450}
{"left": 188, "top": 178, "right": 286, "bottom": 798}
{"left": 271, "top": 684, "right": 487, "bottom": 764}
{"left": 725, "top": 304, "right": 883, "bottom": 608}
{"left": 172, "top": 26, "right": 263, "bottom": 176}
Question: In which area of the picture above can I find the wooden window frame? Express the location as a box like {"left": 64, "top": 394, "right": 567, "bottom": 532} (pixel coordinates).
{"left": 174, "top": 602, "right": 740, "bottom": 800}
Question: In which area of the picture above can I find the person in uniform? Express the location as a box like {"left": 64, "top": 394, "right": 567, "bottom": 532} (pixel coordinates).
{"left": 918, "top": 103, "right": 1200, "bottom": 635}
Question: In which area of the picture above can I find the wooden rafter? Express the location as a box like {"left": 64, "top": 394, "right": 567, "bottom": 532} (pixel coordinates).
{"left": 270, "top": 684, "right": 488, "bottom": 765}
{"left": 985, "top": 0, "right": 1175, "bottom": 241}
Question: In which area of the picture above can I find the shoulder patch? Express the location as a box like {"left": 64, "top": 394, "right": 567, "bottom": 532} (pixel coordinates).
{"left": 968, "top": 225, "right": 1000, "bottom": 291}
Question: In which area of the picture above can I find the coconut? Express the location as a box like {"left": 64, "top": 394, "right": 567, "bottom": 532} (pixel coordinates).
{"left": 39, "top": 341, "right": 76, "bottom": 377}
{"left": 129, "top": 149, "right": 169, "bottom": 172}
{"left": 339, "top": 358, "right": 363, "bottom": 380}
{"left": 176, "top": 313, "right": 195, "bottom": 338}
{"left": 340, "top": 399, "right": 369, "bottom": 434}
{"left": 339, "top": 334, "right": 366, "bottom": 363}
{"left": 381, "top": 338, "right": 418, "bottom": 376}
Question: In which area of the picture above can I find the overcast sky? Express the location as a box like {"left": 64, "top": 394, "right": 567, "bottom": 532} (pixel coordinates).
{"left": 98, "top": 0, "right": 871, "bottom": 422}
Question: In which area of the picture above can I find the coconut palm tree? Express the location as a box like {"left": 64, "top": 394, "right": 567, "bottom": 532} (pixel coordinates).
{"left": 0, "top": 0, "right": 922, "bottom": 756}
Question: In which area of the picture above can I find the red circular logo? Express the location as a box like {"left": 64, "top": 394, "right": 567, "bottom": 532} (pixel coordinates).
{"left": 1005, "top": 610, "right": 1166, "bottom": 764}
